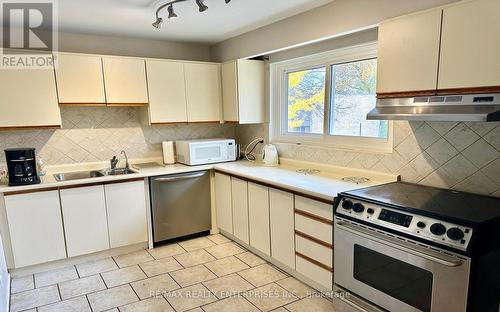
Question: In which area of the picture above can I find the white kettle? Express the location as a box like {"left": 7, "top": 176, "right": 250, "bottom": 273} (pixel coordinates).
{"left": 262, "top": 144, "right": 279, "bottom": 166}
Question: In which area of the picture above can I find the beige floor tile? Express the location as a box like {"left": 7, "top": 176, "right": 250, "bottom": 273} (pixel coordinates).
{"left": 59, "top": 274, "right": 106, "bottom": 300}
{"left": 205, "top": 242, "right": 245, "bottom": 259}
{"left": 35, "top": 266, "right": 78, "bottom": 288}
{"left": 235, "top": 251, "right": 266, "bottom": 267}
{"left": 238, "top": 264, "right": 287, "bottom": 287}
{"left": 10, "top": 285, "right": 60, "bottom": 312}
{"left": 119, "top": 296, "right": 174, "bottom": 312}
{"left": 276, "top": 277, "right": 315, "bottom": 299}
{"left": 139, "top": 257, "right": 182, "bottom": 277}
{"left": 76, "top": 258, "right": 118, "bottom": 277}
{"left": 178, "top": 237, "right": 215, "bottom": 251}
{"left": 204, "top": 256, "right": 250, "bottom": 277}
{"left": 147, "top": 243, "right": 186, "bottom": 259}
{"left": 206, "top": 234, "right": 231, "bottom": 245}
{"left": 10, "top": 275, "right": 34, "bottom": 294}
{"left": 37, "top": 296, "right": 91, "bottom": 312}
{"left": 101, "top": 265, "right": 146, "bottom": 288}
{"left": 285, "top": 296, "right": 344, "bottom": 312}
{"left": 87, "top": 284, "right": 138, "bottom": 312}
{"left": 185, "top": 308, "right": 203, "bottom": 312}
{"left": 170, "top": 265, "right": 217, "bottom": 287}
{"left": 202, "top": 295, "right": 260, "bottom": 312}
{"left": 113, "top": 250, "right": 154, "bottom": 268}
{"left": 173, "top": 249, "right": 215, "bottom": 267}
{"left": 245, "top": 283, "right": 297, "bottom": 312}
{"left": 103, "top": 309, "right": 119, "bottom": 312}
{"left": 203, "top": 273, "right": 254, "bottom": 299}
{"left": 130, "top": 273, "right": 180, "bottom": 299}
{"left": 165, "top": 283, "right": 217, "bottom": 312}
{"left": 270, "top": 308, "right": 288, "bottom": 311}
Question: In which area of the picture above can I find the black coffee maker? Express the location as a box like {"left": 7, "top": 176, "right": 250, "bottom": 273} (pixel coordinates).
{"left": 4, "top": 148, "right": 40, "bottom": 186}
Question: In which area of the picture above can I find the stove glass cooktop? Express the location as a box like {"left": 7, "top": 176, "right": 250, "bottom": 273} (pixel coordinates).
{"left": 343, "top": 182, "right": 500, "bottom": 224}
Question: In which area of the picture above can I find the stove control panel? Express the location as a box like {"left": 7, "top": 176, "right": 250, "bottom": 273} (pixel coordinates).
{"left": 337, "top": 198, "right": 473, "bottom": 251}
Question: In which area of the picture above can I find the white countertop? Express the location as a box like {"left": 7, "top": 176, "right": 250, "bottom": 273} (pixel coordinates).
{"left": 0, "top": 158, "right": 398, "bottom": 200}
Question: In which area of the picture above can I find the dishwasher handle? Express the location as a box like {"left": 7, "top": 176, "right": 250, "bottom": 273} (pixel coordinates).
{"left": 153, "top": 171, "right": 207, "bottom": 182}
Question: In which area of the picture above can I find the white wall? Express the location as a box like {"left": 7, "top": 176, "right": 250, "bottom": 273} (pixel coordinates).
{"left": 210, "top": 0, "right": 459, "bottom": 62}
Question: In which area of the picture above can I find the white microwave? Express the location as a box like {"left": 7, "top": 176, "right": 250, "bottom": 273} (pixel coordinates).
{"left": 175, "top": 139, "right": 236, "bottom": 166}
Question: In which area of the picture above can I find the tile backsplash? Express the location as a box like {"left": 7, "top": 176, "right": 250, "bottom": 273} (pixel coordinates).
{"left": 236, "top": 121, "right": 500, "bottom": 197}
{"left": 0, "top": 107, "right": 235, "bottom": 166}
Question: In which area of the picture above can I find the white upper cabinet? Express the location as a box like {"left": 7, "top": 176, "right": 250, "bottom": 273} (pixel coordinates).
{"left": 184, "top": 63, "right": 222, "bottom": 122}
{"left": 55, "top": 53, "right": 106, "bottom": 104}
{"left": 438, "top": 0, "right": 500, "bottom": 90}
{"left": 102, "top": 57, "right": 149, "bottom": 105}
{"left": 146, "top": 60, "right": 188, "bottom": 124}
{"left": 0, "top": 58, "right": 61, "bottom": 129}
{"left": 222, "top": 59, "right": 265, "bottom": 124}
{"left": 377, "top": 8, "right": 442, "bottom": 95}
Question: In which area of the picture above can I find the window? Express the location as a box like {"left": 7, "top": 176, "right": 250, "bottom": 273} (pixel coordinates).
{"left": 271, "top": 42, "right": 393, "bottom": 153}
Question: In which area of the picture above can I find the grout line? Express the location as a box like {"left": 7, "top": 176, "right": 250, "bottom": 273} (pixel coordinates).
{"left": 85, "top": 294, "right": 94, "bottom": 312}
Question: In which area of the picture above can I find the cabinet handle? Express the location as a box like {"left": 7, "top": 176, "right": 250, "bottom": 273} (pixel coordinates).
{"left": 153, "top": 172, "right": 207, "bottom": 182}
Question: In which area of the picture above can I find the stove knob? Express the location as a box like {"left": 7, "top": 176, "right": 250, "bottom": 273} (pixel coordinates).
{"left": 352, "top": 203, "right": 365, "bottom": 213}
{"left": 342, "top": 199, "right": 353, "bottom": 210}
{"left": 430, "top": 223, "right": 447, "bottom": 236}
{"left": 367, "top": 208, "right": 375, "bottom": 215}
{"left": 447, "top": 227, "right": 465, "bottom": 241}
{"left": 417, "top": 221, "right": 426, "bottom": 229}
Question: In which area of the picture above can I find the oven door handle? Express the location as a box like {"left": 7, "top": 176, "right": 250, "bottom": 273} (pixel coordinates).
{"left": 336, "top": 221, "right": 464, "bottom": 267}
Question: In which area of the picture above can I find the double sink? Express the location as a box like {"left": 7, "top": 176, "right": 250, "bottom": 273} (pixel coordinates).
{"left": 53, "top": 168, "right": 136, "bottom": 182}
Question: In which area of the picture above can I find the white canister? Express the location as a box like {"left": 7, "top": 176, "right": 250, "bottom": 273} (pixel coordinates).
{"left": 162, "top": 141, "right": 176, "bottom": 165}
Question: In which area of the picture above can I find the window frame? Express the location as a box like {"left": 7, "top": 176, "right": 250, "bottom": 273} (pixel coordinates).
{"left": 270, "top": 42, "right": 393, "bottom": 154}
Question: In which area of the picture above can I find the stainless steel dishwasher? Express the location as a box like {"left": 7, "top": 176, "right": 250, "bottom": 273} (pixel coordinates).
{"left": 150, "top": 171, "right": 211, "bottom": 244}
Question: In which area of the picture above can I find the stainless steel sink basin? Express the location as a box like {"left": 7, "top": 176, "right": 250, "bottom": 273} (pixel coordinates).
{"left": 53, "top": 168, "right": 136, "bottom": 182}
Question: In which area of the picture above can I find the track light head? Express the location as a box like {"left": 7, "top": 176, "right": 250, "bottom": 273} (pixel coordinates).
{"left": 152, "top": 17, "right": 163, "bottom": 29}
{"left": 167, "top": 5, "right": 178, "bottom": 18}
{"left": 196, "top": 0, "right": 208, "bottom": 12}
{"left": 225, "top": 0, "right": 231, "bottom": 3}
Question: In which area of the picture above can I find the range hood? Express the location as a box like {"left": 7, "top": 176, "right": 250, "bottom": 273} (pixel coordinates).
{"left": 367, "top": 94, "right": 500, "bottom": 122}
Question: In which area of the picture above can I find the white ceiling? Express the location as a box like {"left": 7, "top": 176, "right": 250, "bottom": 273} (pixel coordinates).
{"left": 57, "top": 0, "right": 334, "bottom": 44}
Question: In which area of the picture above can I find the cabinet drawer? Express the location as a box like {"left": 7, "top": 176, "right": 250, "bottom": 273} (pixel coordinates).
{"left": 296, "top": 255, "right": 333, "bottom": 290}
{"left": 295, "top": 213, "right": 332, "bottom": 245}
{"left": 295, "top": 235, "right": 332, "bottom": 267}
{"left": 295, "top": 196, "right": 333, "bottom": 221}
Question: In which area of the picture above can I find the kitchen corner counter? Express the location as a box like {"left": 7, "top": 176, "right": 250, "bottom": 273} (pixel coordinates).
{"left": 0, "top": 158, "right": 398, "bottom": 199}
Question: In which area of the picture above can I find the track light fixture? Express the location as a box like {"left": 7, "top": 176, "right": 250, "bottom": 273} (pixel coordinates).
{"left": 152, "top": 0, "right": 232, "bottom": 29}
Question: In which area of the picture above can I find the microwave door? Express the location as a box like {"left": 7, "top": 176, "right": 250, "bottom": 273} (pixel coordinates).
{"left": 193, "top": 145, "right": 224, "bottom": 164}
{"left": 334, "top": 221, "right": 470, "bottom": 312}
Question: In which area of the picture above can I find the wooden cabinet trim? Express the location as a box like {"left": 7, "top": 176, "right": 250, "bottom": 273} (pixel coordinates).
{"left": 59, "top": 103, "right": 107, "bottom": 107}
{"left": 377, "top": 90, "right": 437, "bottom": 99}
{"left": 103, "top": 177, "right": 145, "bottom": 185}
{"left": 106, "top": 103, "right": 148, "bottom": 107}
{"left": 295, "top": 230, "right": 332, "bottom": 249}
{"left": 295, "top": 251, "right": 333, "bottom": 272}
{"left": 213, "top": 170, "right": 334, "bottom": 205}
{"left": 59, "top": 182, "right": 105, "bottom": 190}
{"left": 0, "top": 125, "right": 61, "bottom": 131}
{"left": 436, "top": 86, "right": 500, "bottom": 95}
{"left": 4, "top": 186, "right": 60, "bottom": 196}
{"left": 294, "top": 209, "right": 333, "bottom": 226}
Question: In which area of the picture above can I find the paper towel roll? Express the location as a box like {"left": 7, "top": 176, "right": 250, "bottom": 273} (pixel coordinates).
{"left": 162, "top": 141, "right": 175, "bottom": 165}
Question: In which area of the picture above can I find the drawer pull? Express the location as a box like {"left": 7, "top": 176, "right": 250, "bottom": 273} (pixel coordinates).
{"left": 296, "top": 251, "right": 333, "bottom": 272}
{"left": 295, "top": 230, "right": 333, "bottom": 249}
{"left": 294, "top": 209, "right": 333, "bottom": 225}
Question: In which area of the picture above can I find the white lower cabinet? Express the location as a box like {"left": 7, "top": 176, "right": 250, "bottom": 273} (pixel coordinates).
{"left": 296, "top": 255, "right": 333, "bottom": 290}
{"left": 105, "top": 180, "right": 148, "bottom": 248}
{"left": 231, "top": 178, "right": 249, "bottom": 244}
{"left": 215, "top": 172, "right": 233, "bottom": 234}
{"left": 269, "top": 188, "right": 295, "bottom": 269}
{"left": 60, "top": 185, "right": 110, "bottom": 257}
{"left": 4, "top": 190, "right": 66, "bottom": 268}
{"left": 248, "top": 182, "right": 270, "bottom": 256}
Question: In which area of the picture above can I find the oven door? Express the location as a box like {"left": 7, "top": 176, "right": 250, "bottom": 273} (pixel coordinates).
{"left": 334, "top": 219, "right": 471, "bottom": 312}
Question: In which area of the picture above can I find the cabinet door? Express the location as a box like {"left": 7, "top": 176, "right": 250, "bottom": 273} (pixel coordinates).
{"left": 269, "top": 188, "right": 295, "bottom": 269}
{"left": 102, "top": 57, "right": 149, "bottom": 104}
{"left": 185, "top": 63, "right": 221, "bottom": 122}
{"left": 0, "top": 59, "right": 61, "bottom": 128}
{"left": 4, "top": 190, "right": 66, "bottom": 267}
{"left": 60, "top": 185, "right": 109, "bottom": 257}
{"left": 377, "top": 9, "right": 442, "bottom": 95}
{"left": 248, "top": 182, "right": 270, "bottom": 256}
{"left": 146, "top": 60, "right": 188, "bottom": 123}
{"left": 439, "top": 0, "right": 500, "bottom": 90}
{"left": 105, "top": 180, "right": 148, "bottom": 248}
{"left": 215, "top": 172, "right": 233, "bottom": 234}
{"left": 222, "top": 61, "right": 239, "bottom": 122}
{"left": 231, "top": 177, "right": 249, "bottom": 244}
{"left": 55, "top": 54, "right": 106, "bottom": 104}
{"left": 237, "top": 60, "right": 265, "bottom": 124}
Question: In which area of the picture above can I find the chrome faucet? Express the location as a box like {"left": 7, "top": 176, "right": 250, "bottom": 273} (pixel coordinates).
{"left": 121, "top": 150, "right": 130, "bottom": 170}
